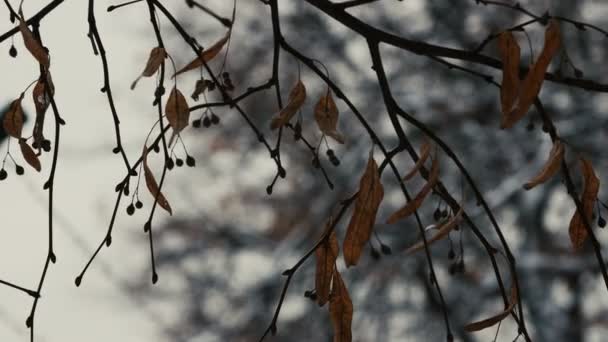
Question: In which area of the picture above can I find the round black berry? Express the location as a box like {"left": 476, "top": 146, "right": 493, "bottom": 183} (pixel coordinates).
{"left": 370, "top": 248, "right": 381, "bottom": 260}
{"left": 15, "top": 165, "right": 24, "bottom": 175}
{"left": 42, "top": 140, "right": 51, "bottom": 152}
{"left": 126, "top": 204, "right": 135, "bottom": 216}
{"left": 9, "top": 45, "right": 17, "bottom": 58}
{"left": 186, "top": 156, "right": 195, "bottom": 167}
{"left": 0, "top": 169, "right": 7, "bottom": 180}
{"left": 599, "top": 216, "right": 607, "bottom": 228}
{"left": 193, "top": 119, "right": 201, "bottom": 128}
{"left": 202, "top": 116, "right": 211, "bottom": 128}
{"left": 448, "top": 249, "right": 455, "bottom": 260}
{"left": 166, "top": 158, "right": 175, "bottom": 170}
{"left": 210, "top": 114, "right": 220, "bottom": 125}
{"left": 135, "top": 200, "right": 143, "bottom": 209}
{"left": 380, "top": 244, "right": 392, "bottom": 255}
{"left": 175, "top": 158, "right": 184, "bottom": 167}
{"left": 433, "top": 208, "right": 442, "bottom": 221}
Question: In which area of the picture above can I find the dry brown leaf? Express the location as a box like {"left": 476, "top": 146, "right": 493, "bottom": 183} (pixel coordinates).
{"left": 270, "top": 80, "right": 307, "bottom": 130}
{"left": 32, "top": 73, "right": 54, "bottom": 145}
{"left": 131, "top": 47, "right": 166, "bottom": 89}
{"left": 315, "top": 224, "right": 339, "bottom": 306}
{"left": 386, "top": 152, "right": 440, "bottom": 224}
{"left": 314, "top": 90, "right": 344, "bottom": 144}
{"left": 523, "top": 141, "right": 564, "bottom": 190}
{"left": 172, "top": 32, "right": 230, "bottom": 78}
{"left": 329, "top": 271, "right": 353, "bottom": 342}
{"left": 19, "top": 140, "right": 41, "bottom": 172}
{"left": 165, "top": 87, "right": 190, "bottom": 146}
{"left": 19, "top": 17, "right": 49, "bottom": 68}
{"left": 3, "top": 97, "right": 24, "bottom": 139}
{"left": 405, "top": 205, "right": 464, "bottom": 254}
{"left": 497, "top": 31, "right": 520, "bottom": 116}
{"left": 464, "top": 285, "right": 518, "bottom": 332}
{"left": 343, "top": 153, "right": 384, "bottom": 267}
{"left": 143, "top": 146, "right": 173, "bottom": 215}
{"left": 502, "top": 20, "right": 561, "bottom": 129}
{"left": 569, "top": 158, "right": 600, "bottom": 251}
{"left": 402, "top": 141, "right": 431, "bottom": 181}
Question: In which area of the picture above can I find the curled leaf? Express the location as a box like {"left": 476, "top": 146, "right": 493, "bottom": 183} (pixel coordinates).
{"left": 464, "top": 285, "right": 518, "bottom": 332}
{"left": 143, "top": 146, "right": 173, "bottom": 215}
{"left": 173, "top": 32, "right": 230, "bottom": 78}
{"left": 386, "top": 151, "right": 439, "bottom": 224}
{"left": 497, "top": 31, "right": 520, "bottom": 116}
{"left": 569, "top": 158, "right": 599, "bottom": 251}
{"left": 19, "top": 16, "right": 50, "bottom": 68}
{"left": 315, "top": 223, "right": 339, "bottom": 306}
{"left": 131, "top": 47, "right": 166, "bottom": 89}
{"left": 343, "top": 152, "right": 384, "bottom": 267}
{"left": 405, "top": 205, "right": 463, "bottom": 254}
{"left": 270, "top": 80, "right": 306, "bottom": 130}
{"left": 3, "top": 97, "right": 24, "bottom": 139}
{"left": 523, "top": 140, "right": 564, "bottom": 190}
{"left": 329, "top": 271, "right": 353, "bottom": 342}
{"left": 402, "top": 141, "right": 431, "bottom": 181}
{"left": 19, "top": 140, "right": 41, "bottom": 172}
{"left": 32, "top": 73, "right": 54, "bottom": 145}
{"left": 314, "top": 90, "right": 344, "bottom": 144}
{"left": 502, "top": 20, "right": 561, "bottom": 129}
{"left": 165, "top": 87, "right": 190, "bottom": 146}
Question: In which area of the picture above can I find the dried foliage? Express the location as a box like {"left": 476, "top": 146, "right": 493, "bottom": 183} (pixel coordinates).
{"left": 569, "top": 158, "right": 600, "bottom": 251}
{"left": 343, "top": 153, "right": 384, "bottom": 267}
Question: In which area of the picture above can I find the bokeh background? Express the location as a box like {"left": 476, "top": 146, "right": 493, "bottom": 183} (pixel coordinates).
{"left": 0, "top": 0, "right": 608, "bottom": 341}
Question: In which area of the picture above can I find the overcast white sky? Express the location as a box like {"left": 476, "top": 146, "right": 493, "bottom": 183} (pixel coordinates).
{"left": 0, "top": 1, "right": 191, "bottom": 341}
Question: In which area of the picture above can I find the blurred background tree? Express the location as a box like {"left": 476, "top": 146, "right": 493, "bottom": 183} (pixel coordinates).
{"left": 120, "top": 1, "right": 608, "bottom": 342}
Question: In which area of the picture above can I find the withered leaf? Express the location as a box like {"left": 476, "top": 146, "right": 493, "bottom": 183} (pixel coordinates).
{"left": 19, "top": 17, "right": 50, "bottom": 68}
{"left": 131, "top": 47, "right": 166, "bottom": 89}
{"left": 314, "top": 90, "right": 344, "bottom": 144}
{"left": 165, "top": 87, "right": 190, "bottom": 146}
{"left": 386, "top": 152, "right": 440, "bottom": 224}
{"left": 569, "top": 158, "right": 599, "bottom": 251}
{"left": 315, "top": 224, "right": 339, "bottom": 306}
{"left": 523, "top": 140, "right": 564, "bottom": 190}
{"left": 173, "top": 32, "right": 230, "bottom": 78}
{"left": 19, "top": 140, "right": 41, "bottom": 172}
{"left": 402, "top": 141, "right": 431, "bottom": 181}
{"left": 497, "top": 31, "right": 520, "bottom": 116}
{"left": 270, "top": 80, "right": 307, "bottom": 130}
{"left": 343, "top": 153, "right": 384, "bottom": 267}
{"left": 329, "top": 271, "right": 353, "bottom": 342}
{"left": 464, "top": 285, "right": 518, "bottom": 332}
{"left": 502, "top": 20, "right": 561, "bottom": 129}
{"left": 32, "top": 73, "right": 54, "bottom": 116}
{"left": 32, "top": 73, "right": 54, "bottom": 145}
{"left": 3, "top": 97, "right": 24, "bottom": 139}
{"left": 143, "top": 146, "right": 173, "bottom": 215}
